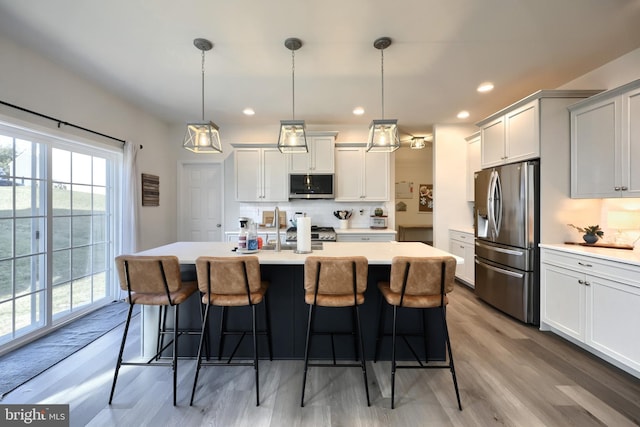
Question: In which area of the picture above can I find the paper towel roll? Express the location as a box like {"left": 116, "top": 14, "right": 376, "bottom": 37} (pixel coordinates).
{"left": 297, "top": 216, "right": 312, "bottom": 253}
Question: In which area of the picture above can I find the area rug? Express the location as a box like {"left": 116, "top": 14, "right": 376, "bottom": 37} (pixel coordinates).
{"left": 0, "top": 301, "right": 139, "bottom": 399}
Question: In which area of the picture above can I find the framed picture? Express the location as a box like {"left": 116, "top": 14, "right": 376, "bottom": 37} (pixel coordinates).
{"left": 395, "top": 181, "right": 413, "bottom": 199}
{"left": 141, "top": 173, "right": 159, "bottom": 206}
{"left": 418, "top": 184, "right": 433, "bottom": 212}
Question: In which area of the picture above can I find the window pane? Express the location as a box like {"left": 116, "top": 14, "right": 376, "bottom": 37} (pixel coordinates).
{"left": 93, "top": 186, "right": 106, "bottom": 213}
{"left": 52, "top": 148, "right": 70, "bottom": 183}
{"left": 0, "top": 219, "right": 13, "bottom": 259}
{"left": 93, "top": 272, "right": 107, "bottom": 300}
{"left": 93, "top": 157, "right": 106, "bottom": 186}
{"left": 52, "top": 249, "right": 71, "bottom": 285}
{"left": 15, "top": 218, "right": 44, "bottom": 257}
{"left": 72, "top": 216, "right": 91, "bottom": 246}
{"left": 0, "top": 186, "right": 14, "bottom": 218}
{"left": 14, "top": 292, "right": 44, "bottom": 333}
{"left": 52, "top": 184, "right": 71, "bottom": 215}
{"left": 72, "top": 246, "right": 91, "bottom": 279}
{"left": 0, "top": 259, "right": 13, "bottom": 300}
{"left": 72, "top": 184, "right": 92, "bottom": 214}
{"left": 15, "top": 180, "right": 42, "bottom": 217}
{"left": 52, "top": 283, "right": 70, "bottom": 317}
{"left": 92, "top": 215, "right": 106, "bottom": 243}
{"left": 72, "top": 277, "right": 91, "bottom": 308}
{"left": 92, "top": 243, "right": 107, "bottom": 272}
{"left": 15, "top": 255, "right": 44, "bottom": 294}
{"left": 72, "top": 152, "right": 92, "bottom": 185}
{"left": 14, "top": 139, "right": 41, "bottom": 180}
{"left": 53, "top": 217, "right": 71, "bottom": 250}
{"left": 0, "top": 301, "right": 13, "bottom": 342}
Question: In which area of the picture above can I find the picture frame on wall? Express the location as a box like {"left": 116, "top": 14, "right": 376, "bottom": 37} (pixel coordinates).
{"left": 141, "top": 173, "right": 159, "bottom": 206}
{"left": 418, "top": 184, "right": 433, "bottom": 212}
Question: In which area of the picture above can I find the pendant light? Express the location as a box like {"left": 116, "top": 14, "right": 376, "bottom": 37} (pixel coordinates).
{"left": 410, "top": 137, "right": 426, "bottom": 149}
{"left": 277, "top": 37, "right": 308, "bottom": 153}
{"left": 367, "top": 37, "right": 400, "bottom": 153}
{"left": 183, "top": 38, "right": 222, "bottom": 153}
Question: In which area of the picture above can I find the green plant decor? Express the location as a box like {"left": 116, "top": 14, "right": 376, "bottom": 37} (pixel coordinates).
{"left": 567, "top": 224, "right": 604, "bottom": 237}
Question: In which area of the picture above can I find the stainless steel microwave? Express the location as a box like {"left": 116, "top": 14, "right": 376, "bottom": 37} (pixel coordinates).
{"left": 289, "top": 174, "right": 334, "bottom": 199}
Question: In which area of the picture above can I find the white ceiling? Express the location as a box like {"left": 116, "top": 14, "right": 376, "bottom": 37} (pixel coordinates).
{"left": 1, "top": 0, "right": 640, "bottom": 138}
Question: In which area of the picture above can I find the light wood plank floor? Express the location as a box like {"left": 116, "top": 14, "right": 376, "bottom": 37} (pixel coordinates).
{"left": 3, "top": 283, "right": 639, "bottom": 426}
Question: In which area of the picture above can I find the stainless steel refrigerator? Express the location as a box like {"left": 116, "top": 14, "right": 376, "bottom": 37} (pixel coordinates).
{"left": 474, "top": 160, "right": 539, "bottom": 325}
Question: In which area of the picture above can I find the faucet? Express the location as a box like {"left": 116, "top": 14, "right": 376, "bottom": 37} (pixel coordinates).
{"left": 273, "top": 207, "right": 281, "bottom": 252}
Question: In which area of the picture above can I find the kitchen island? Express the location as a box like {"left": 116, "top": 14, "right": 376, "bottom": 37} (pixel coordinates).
{"left": 135, "top": 241, "right": 462, "bottom": 361}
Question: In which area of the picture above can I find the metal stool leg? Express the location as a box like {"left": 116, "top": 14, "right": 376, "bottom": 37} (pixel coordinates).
{"left": 252, "top": 305, "right": 260, "bottom": 406}
{"left": 109, "top": 303, "right": 135, "bottom": 404}
{"left": 374, "top": 296, "right": 386, "bottom": 362}
{"left": 190, "top": 303, "right": 211, "bottom": 405}
{"left": 442, "top": 306, "right": 462, "bottom": 410}
{"left": 172, "top": 304, "right": 179, "bottom": 406}
{"left": 391, "top": 305, "right": 398, "bottom": 410}
{"left": 355, "top": 305, "right": 371, "bottom": 406}
{"left": 217, "top": 306, "right": 227, "bottom": 360}
{"left": 300, "top": 304, "right": 315, "bottom": 407}
{"left": 264, "top": 294, "right": 273, "bottom": 361}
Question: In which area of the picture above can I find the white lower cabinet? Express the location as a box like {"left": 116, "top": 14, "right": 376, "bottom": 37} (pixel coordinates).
{"left": 540, "top": 247, "right": 640, "bottom": 378}
{"left": 449, "top": 230, "right": 474, "bottom": 287}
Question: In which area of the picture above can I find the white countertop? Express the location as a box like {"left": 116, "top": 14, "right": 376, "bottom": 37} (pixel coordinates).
{"left": 334, "top": 228, "right": 397, "bottom": 235}
{"left": 540, "top": 243, "right": 640, "bottom": 267}
{"left": 135, "top": 241, "right": 461, "bottom": 265}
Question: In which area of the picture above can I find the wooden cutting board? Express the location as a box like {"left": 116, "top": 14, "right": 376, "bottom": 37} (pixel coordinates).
{"left": 564, "top": 241, "right": 634, "bottom": 250}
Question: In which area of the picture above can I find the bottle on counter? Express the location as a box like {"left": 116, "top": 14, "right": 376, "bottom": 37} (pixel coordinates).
{"left": 247, "top": 222, "right": 258, "bottom": 251}
{"left": 238, "top": 217, "right": 249, "bottom": 250}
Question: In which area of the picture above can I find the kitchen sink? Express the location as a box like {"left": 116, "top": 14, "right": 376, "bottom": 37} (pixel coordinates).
{"left": 261, "top": 242, "right": 324, "bottom": 251}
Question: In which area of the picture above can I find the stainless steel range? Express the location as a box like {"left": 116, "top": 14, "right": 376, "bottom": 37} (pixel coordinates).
{"left": 286, "top": 226, "right": 337, "bottom": 242}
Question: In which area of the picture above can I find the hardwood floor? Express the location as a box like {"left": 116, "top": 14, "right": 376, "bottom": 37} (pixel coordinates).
{"left": 3, "top": 283, "right": 639, "bottom": 426}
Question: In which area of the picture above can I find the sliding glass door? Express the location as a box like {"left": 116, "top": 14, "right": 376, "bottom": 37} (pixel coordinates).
{"left": 0, "top": 123, "right": 120, "bottom": 349}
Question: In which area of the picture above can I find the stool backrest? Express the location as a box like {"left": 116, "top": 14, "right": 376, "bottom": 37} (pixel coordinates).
{"left": 389, "top": 256, "right": 457, "bottom": 297}
{"left": 304, "top": 256, "right": 368, "bottom": 296}
{"left": 115, "top": 255, "right": 182, "bottom": 294}
{"left": 195, "top": 256, "right": 262, "bottom": 295}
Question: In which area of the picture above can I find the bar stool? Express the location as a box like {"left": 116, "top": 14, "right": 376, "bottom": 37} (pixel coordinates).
{"left": 110, "top": 255, "right": 198, "bottom": 406}
{"left": 190, "top": 256, "right": 272, "bottom": 407}
{"left": 374, "top": 256, "right": 461, "bottom": 410}
{"left": 300, "top": 256, "right": 370, "bottom": 407}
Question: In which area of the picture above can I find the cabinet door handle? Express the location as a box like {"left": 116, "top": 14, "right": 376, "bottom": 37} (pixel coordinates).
{"left": 577, "top": 262, "right": 592, "bottom": 267}
{"left": 578, "top": 279, "right": 584, "bottom": 285}
{"left": 621, "top": 186, "right": 628, "bottom": 191}
{"left": 614, "top": 186, "right": 621, "bottom": 191}
{"left": 578, "top": 279, "right": 591, "bottom": 286}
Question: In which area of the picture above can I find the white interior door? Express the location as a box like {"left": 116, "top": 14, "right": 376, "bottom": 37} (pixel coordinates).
{"left": 178, "top": 162, "right": 223, "bottom": 241}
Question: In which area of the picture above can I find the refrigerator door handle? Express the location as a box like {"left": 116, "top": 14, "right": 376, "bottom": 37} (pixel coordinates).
{"left": 475, "top": 259, "right": 524, "bottom": 279}
{"left": 493, "top": 170, "right": 503, "bottom": 236}
{"left": 475, "top": 241, "right": 524, "bottom": 256}
{"left": 487, "top": 171, "right": 497, "bottom": 237}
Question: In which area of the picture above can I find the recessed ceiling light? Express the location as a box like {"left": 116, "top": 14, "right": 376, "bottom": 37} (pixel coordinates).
{"left": 477, "top": 82, "right": 494, "bottom": 93}
{"left": 353, "top": 107, "right": 365, "bottom": 116}
{"left": 243, "top": 108, "right": 255, "bottom": 116}
{"left": 457, "top": 110, "right": 470, "bottom": 119}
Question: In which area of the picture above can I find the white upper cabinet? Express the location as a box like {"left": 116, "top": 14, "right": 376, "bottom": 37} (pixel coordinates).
{"left": 466, "top": 132, "right": 481, "bottom": 202}
{"left": 570, "top": 79, "right": 640, "bottom": 198}
{"left": 289, "top": 132, "right": 336, "bottom": 173}
{"left": 334, "top": 145, "right": 389, "bottom": 201}
{"left": 234, "top": 146, "right": 288, "bottom": 202}
{"left": 479, "top": 100, "right": 539, "bottom": 168}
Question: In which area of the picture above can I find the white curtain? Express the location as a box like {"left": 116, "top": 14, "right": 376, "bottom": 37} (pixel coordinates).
{"left": 121, "top": 141, "right": 140, "bottom": 254}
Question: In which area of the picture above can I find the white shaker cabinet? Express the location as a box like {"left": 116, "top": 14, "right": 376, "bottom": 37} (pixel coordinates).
{"left": 465, "top": 132, "right": 481, "bottom": 202}
{"left": 479, "top": 100, "right": 539, "bottom": 168}
{"left": 449, "top": 229, "right": 474, "bottom": 287}
{"left": 334, "top": 145, "right": 389, "bottom": 202}
{"left": 234, "top": 146, "right": 288, "bottom": 202}
{"left": 540, "top": 246, "right": 640, "bottom": 379}
{"left": 289, "top": 132, "right": 336, "bottom": 173}
{"left": 569, "top": 79, "right": 640, "bottom": 198}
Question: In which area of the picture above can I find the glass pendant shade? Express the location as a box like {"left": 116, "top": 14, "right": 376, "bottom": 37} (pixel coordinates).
{"left": 410, "top": 136, "right": 426, "bottom": 150}
{"left": 367, "top": 119, "right": 400, "bottom": 152}
{"left": 277, "top": 119, "right": 308, "bottom": 153}
{"left": 183, "top": 121, "right": 222, "bottom": 153}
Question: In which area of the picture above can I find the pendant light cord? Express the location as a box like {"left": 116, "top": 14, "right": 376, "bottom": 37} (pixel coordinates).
{"left": 291, "top": 48, "right": 296, "bottom": 120}
{"left": 380, "top": 48, "right": 385, "bottom": 120}
{"left": 201, "top": 49, "right": 206, "bottom": 121}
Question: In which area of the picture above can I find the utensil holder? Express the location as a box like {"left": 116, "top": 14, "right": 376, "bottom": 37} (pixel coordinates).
{"left": 339, "top": 219, "right": 349, "bottom": 229}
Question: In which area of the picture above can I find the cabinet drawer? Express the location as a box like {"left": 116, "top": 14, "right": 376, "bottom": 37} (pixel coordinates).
{"left": 542, "top": 249, "right": 640, "bottom": 287}
{"left": 449, "top": 230, "right": 473, "bottom": 242}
